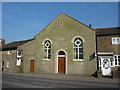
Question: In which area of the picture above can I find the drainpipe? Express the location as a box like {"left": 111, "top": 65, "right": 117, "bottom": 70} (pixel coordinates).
{"left": 95, "top": 31, "right": 99, "bottom": 78}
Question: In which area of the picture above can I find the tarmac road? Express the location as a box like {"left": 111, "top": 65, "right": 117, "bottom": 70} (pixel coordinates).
{"left": 2, "top": 73, "right": 119, "bottom": 88}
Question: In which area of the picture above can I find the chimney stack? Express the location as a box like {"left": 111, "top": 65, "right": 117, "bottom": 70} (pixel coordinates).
{"left": 0, "top": 39, "right": 5, "bottom": 46}
{"left": 89, "top": 24, "right": 92, "bottom": 27}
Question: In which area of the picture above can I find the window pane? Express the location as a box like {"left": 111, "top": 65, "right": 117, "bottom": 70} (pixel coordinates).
{"left": 116, "top": 38, "right": 119, "bottom": 44}
{"left": 114, "top": 56, "right": 117, "bottom": 58}
{"left": 79, "top": 48, "right": 83, "bottom": 53}
{"left": 79, "top": 54, "right": 83, "bottom": 59}
{"left": 118, "top": 58, "right": 120, "bottom": 65}
{"left": 48, "top": 55, "right": 51, "bottom": 59}
{"left": 115, "top": 59, "right": 117, "bottom": 65}
{"left": 74, "top": 48, "right": 78, "bottom": 54}
{"left": 76, "top": 54, "right": 78, "bottom": 59}
{"left": 112, "top": 38, "right": 115, "bottom": 44}
{"left": 118, "top": 56, "right": 120, "bottom": 58}
{"left": 79, "top": 42, "right": 83, "bottom": 47}
{"left": 74, "top": 44, "right": 77, "bottom": 47}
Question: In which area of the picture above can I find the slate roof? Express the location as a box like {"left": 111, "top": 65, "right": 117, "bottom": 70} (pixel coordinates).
{"left": 96, "top": 27, "right": 120, "bottom": 36}
{"left": 1, "top": 38, "right": 34, "bottom": 51}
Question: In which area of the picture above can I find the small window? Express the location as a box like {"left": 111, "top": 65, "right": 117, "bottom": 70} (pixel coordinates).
{"left": 7, "top": 60, "right": 10, "bottom": 68}
{"left": 16, "top": 58, "right": 21, "bottom": 66}
{"left": 8, "top": 51, "right": 12, "bottom": 54}
{"left": 113, "top": 55, "right": 120, "bottom": 66}
{"left": 17, "top": 50, "right": 22, "bottom": 58}
{"left": 112, "top": 37, "right": 120, "bottom": 45}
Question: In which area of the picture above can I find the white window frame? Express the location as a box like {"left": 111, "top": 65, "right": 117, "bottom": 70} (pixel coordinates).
{"left": 113, "top": 55, "right": 120, "bottom": 66}
{"left": 6, "top": 60, "right": 10, "bottom": 68}
{"left": 43, "top": 40, "right": 51, "bottom": 60}
{"left": 17, "top": 50, "right": 22, "bottom": 58}
{"left": 7, "top": 50, "right": 12, "bottom": 55}
{"left": 112, "top": 37, "right": 120, "bottom": 45}
{"left": 16, "top": 58, "right": 22, "bottom": 66}
{"left": 73, "top": 38, "right": 83, "bottom": 61}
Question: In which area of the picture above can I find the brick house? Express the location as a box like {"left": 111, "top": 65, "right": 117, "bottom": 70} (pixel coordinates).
{"left": 96, "top": 27, "right": 120, "bottom": 78}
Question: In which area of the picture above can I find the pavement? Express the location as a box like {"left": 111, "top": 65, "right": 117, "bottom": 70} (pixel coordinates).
{"left": 2, "top": 72, "right": 119, "bottom": 83}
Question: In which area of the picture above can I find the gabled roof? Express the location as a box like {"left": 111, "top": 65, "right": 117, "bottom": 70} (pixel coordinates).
{"left": 96, "top": 27, "right": 120, "bottom": 36}
{"left": 35, "top": 13, "right": 95, "bottom": 38}
{"left": 1, "top": 38, "right": 34, "bottom": 51}
{"left": 61, "top": 13, "right": 95, "bottom": 31}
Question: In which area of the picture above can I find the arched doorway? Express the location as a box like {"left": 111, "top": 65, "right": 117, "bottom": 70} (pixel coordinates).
{"left": 58, "top": 51, "right": 66, "bottom": 74}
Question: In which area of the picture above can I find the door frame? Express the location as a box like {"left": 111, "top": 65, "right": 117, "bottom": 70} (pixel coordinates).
{"left": 55, "top": 49, "right": 67, "bottom": 74}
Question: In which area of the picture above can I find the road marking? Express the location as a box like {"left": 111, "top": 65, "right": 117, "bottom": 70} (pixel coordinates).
{"left": 33, "top": 82, "right": 45, "bottom": 84}
{"left": 54, "top": 84, "right": 77, "bottom": 88}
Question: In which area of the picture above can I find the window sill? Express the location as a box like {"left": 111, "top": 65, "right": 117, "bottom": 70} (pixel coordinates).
{"left": 73, "top": 59, "right": 84, "bottom": 61}
{"left": 43, "top": 59, "right": 51, "bottom": 61}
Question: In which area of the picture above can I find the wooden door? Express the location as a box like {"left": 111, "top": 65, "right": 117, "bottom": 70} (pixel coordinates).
{"left": 30, "top": 60, "right": 34, "bottom": 72}
{"left": 58, "top": 57, "right": 65, "bottom": 73}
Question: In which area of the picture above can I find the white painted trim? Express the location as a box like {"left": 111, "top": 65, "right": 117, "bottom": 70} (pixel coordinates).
{"left": 71, "top": 36, "right": 85, "bottom": 43}
{"left": 73, "top": 59, "right": 84, "bottom": 61}
{"left": 55, "top": 49, "right": 67, "bottom": 74}
{"left": 42, "top": 39, "right": 52, "bottom": 60}
{"left": 42, "top": 38, "right": 52, "bottom": 45}
{"left": 97, "top": 52, "right": 113, "bottom": 55}
{"left": 43, "top": 59, "right": 51, "bottom": 61}
{"left": 57, "top": 55, "right": 66, "bottom": 57}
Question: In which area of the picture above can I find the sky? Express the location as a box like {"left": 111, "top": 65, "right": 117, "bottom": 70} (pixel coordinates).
{"left": 2, "top": 2, "right": 118, "bottom": 43}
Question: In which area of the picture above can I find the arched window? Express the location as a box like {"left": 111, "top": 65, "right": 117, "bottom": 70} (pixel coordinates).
{"left": 44, "top": 40, "right": 51, "bottom": 59}
{"left": 73, "top": 38, "right": 83, "bottom": 60}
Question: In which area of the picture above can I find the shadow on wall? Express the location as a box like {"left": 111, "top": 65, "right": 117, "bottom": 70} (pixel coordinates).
{"left": 89, "top": 52, "right": 96, "bottom": 61}
{"left": 91, "top": 71, "right": 98, "bottom": 78}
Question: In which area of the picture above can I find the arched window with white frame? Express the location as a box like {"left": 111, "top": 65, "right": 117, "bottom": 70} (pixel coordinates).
{"left": 73, "top": 38, "right": 83, "bottom": 60}
{"left": 44, "top": 40, "right": 51, "bottom": 59}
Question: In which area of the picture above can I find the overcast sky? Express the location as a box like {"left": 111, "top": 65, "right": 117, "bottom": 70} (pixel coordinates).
{"left": 2, "top": 2, "right": 118, "bottom": 43}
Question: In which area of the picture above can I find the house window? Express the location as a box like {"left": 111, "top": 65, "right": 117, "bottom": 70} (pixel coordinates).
{"left": 8, "top": 50, "right": 12, "bottom": 54}
{"left": 114, "top": 55, "right": 120, "bottom": 66}
{"left": 73, "top": 38, "right": 83, "bottom": 60}
{"left": 16, "top": 58, "right": 21, "bottom": 66}
{"left": 44, "top": 40, "right": 51, "bottom": 59}
{"left": 17, "top": 50, "right": 22, "bottom": 58}
{"left": 112, "top": 37, "right": 120, "bottom": 45}
{"left": 7, "top": 60, "right": 10, "bottom": 68}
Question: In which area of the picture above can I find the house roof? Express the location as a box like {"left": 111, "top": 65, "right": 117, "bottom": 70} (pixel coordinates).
{"left": 61, "top": 13, "right": 95, "bottom": 31}
{"left": 1, "top": 38, "right": 34, "bottom": 51}
{"left": 96, "top": 27, "right": 120, "bottom": 36}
